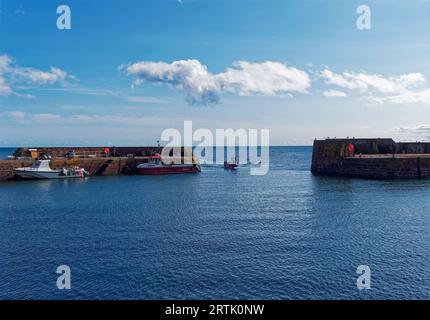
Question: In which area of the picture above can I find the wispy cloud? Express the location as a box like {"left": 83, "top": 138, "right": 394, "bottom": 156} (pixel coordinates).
{"left": 16, "top": 86, "right": 118, "bottom": 96}
{"left": 14, "top": 9, "right": 26, "bottom": 15}
{"left": 122, "top": 59, "right": 311, "bottom": 106}
{"left": 320, "top": 69, "right": 425, "bottom": 93}
{"left": 8, "top": 111, "right": 26, "bottom": 120}
{"left": 320, "top": 68, "right": 429, "bottom": 106}
{"left": 12, "top": 67, "right": 72, "bottom": 85}
{"left": 32, "top": 113, "right": 62, "bottom": 122}
{"left": 323, "top": 89, "right": 347, "bottom": 98}
{"left": 0, "top": 111, "right": 174, "bottom": 127}
{"left": 368, "top": 89, "right": 430, "bottom": 105}
{"left": 0, "top": 54, "right": 76, "bottom": 97}
{"left": 0, "top": 55, "right": 13, "bottom": 96}
{"left": 125, "top": 95, "right": 166, "bottom": 104}
{"left": 0, "top": 75, "right": 12, "bottom": 96}
{"left": 396, "top": 124, "right": 430, "bottom": 141}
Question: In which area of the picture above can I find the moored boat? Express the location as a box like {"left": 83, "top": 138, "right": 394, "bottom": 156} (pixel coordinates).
{"left": 14, "top": 160, "right": 89, "bottom": 179}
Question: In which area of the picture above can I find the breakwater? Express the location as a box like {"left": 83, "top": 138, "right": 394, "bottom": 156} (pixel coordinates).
{"left": 311, "top": 138, "right": 430, "bottom": 179}
{"left": 0, "top": 146, "right": 192, "bottom": 181}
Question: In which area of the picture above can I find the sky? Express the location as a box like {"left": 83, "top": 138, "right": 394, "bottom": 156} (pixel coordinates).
{"left": 0, "top": 0, "right": 429, "bottom": 146}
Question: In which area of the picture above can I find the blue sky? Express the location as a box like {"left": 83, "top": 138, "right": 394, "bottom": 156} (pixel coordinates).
{"left": 0, "top": 0, "right": 429, "bottom": 146}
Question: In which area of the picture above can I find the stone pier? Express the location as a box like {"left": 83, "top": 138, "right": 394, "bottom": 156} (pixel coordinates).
{"left": 311, "top": 138, "right": 430, "bottom": 179}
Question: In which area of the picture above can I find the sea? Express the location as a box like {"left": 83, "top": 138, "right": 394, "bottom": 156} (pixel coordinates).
{"left": 0, "top": 147, "right": 429, "bottom": 299}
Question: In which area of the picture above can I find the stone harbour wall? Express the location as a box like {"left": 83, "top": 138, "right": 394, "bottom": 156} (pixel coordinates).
{"left": 311, "top": 139, "right": 430, "bottom": 179}
{"left": 0, "top": 157, "right": 156, "bottom": 181}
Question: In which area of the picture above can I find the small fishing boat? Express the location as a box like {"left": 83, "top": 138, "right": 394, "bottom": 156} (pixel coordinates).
{"left": 224, "top": 158, "right": 238, "bottom": 170}
{"left": 137, "top": 154, "right": 201, "bottom": 175}
{"left": 14, "top": 160, "right": 89, "bottom": 179}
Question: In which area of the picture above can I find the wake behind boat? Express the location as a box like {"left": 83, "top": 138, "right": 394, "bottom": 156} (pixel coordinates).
{"left": 14, "top": 160, "right": 89, "bottom": 179}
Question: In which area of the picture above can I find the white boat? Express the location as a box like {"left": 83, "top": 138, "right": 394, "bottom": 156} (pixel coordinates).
{"left": 14, "top": 160, "right": 89, "bottom": 179}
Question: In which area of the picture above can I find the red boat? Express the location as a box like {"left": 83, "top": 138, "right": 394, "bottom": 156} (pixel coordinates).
{"left": 136, "top": 154, "right": 201, "bottom": 175}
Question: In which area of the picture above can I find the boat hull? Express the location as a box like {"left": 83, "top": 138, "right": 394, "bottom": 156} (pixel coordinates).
{"left": 14, "top": 169, "right": 85, "bottom": 179}
{"left": 224, "top": 163, "right": 238, "bottom": 170}
{"left": 137, "top": 165, "right": 200, "bottom": 175}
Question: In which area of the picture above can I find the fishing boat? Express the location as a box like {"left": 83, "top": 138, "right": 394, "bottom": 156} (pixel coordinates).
{"left": 224, "top": 158, "right": 239, "bottom": 170}
{"left": 136, "top": 154, "right": 201, "bottom": 175}
{"left": 14, "top": 160, "right": 89, "bottom": 179}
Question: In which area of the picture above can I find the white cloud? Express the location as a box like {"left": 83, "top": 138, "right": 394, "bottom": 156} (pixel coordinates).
{"left": 32, "top": 113, "right": 62, "bottom": 122}
{"left": 123, "top": 59, "right": 310, "bottom": 106}
{"left": 0, "top": 55, "right": 13, "bottom": 96}
{"left": 320, "top": 68, "right": 429, "bottom": 106}
{"left": 369, "top": 89, "right": 430, "bottom": 105}
{"left": 8, "top": 111, "right": 26, "bottom": 120}
{"left": 124, "top": 59, "right": 220, "bottom": 105}
{"left": 217, "top": 61, "right": 310, "bottom": 95}
{"left": 17, "top": 87, "right": 118, "bottom": 96}
{"left": 320, "top": 69, "right": 425, "bottom": 94}
{"left": 0, "top": 54, "right": 75, "bottom": 97}
{"left": 66, "top": 114, "right": 172, "bottom": 126}
{"left": 396, "top": 124, "right": 430, "bottom": 141}
{"left": 0, "top": 111, "right": 174, "bottom": 127}
{"left": 12, "top": 67, "right": 69, "bottom": 85}
{"left": 397, "top": 73, "right": 426, "bottom": 87}
{"left": 0, "top": 76, "right": 12, "bottom": 96}
{"left": 0, "top": 55, "right": 12, "bottom": 72}
{"left": 125, "top": 95, "right": 165, "bottom": 104}
{"left": 323, "top": 89, "right": 347, "bottom": 98}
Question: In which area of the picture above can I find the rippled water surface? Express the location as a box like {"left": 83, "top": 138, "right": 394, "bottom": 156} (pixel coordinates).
{"left": 0, "top": 148, "right": 15, "bottom": 160}
{"left": 0, "top": 147, "right": 429, "bottom": 299}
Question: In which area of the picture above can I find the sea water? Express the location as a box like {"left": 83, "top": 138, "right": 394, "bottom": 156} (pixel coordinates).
{"left": 0, "top": 148, "right": 15, "bottom": 160}
{"left": 0, "top": 147, "right": 429, "bottom": 299}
